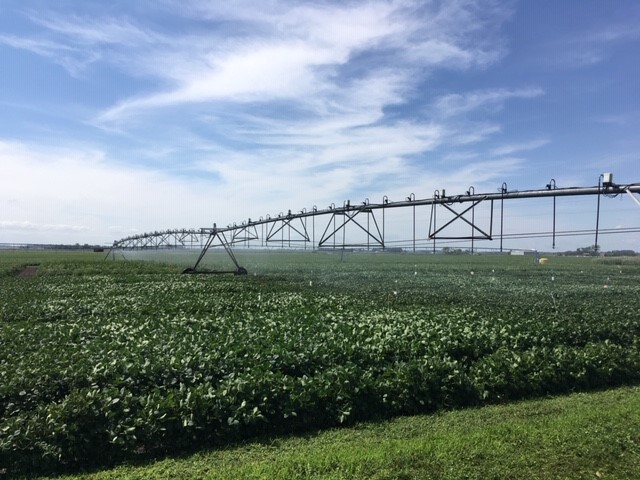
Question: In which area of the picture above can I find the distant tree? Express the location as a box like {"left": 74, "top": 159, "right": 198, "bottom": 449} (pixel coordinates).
{"left": 604, "top": 250, "right": 638, "bottom": 257}
{"left": 576, "top": 245, "right": 600, "bottom": 256}
{"left": 442, "top": 247, "right": 464, "bottom": 255}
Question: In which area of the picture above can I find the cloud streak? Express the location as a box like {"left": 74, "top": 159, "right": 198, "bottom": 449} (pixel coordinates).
{"left": 490, "top": 139, "right": 550, "bottom": 156}
{"left": 4, "top": 1, "right": 527, "bottom": 166}
{"left": 0, "top": 221, "right": 88, "bottom": 232}
{"left": 541, "top": 19, "right": 640, "bottom": 69}
{"left": 76, "top": 0, "right": 509, "bottom": 123}
{"left": 433, "top": 87, "right": 545, "bottom": 117}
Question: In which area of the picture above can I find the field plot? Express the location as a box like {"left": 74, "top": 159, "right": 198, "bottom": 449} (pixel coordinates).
{"left": 1, "top": 251, "right": 640, "bottom": 475}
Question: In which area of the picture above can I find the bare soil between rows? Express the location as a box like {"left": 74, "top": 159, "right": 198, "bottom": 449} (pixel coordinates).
{"left": 16, "top": 265, "right": 39, "bottom": 278}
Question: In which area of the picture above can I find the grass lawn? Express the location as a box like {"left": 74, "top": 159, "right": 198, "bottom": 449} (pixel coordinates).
{"left": 51, "top": 385, "right": 640, "bottom": 480}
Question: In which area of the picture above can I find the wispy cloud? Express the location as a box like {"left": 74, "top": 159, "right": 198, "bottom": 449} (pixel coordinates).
{"left": 490, "top": 138, "right": 550, "bottom": 156}
{"left": 433, "top": 87, "right": 544, "bottom": 117}
{"left": 591, "top": 113, "right": 637, "bottom": 126}
{"left": 452, "top": 158, "right": 523, "bottom": 184}
{"left": 0, "top": 140, "right": 226, "bottom": 242}
{"left": 545, "top": 21, "right": 640, "bottom": 68}
{"left": 1, "top": 10, "right": 163, "bottom": 76}
{"left": 73, "top": 0, "right": 525, "bottom": 200}
{"left": 0, "top": 221, "right": 88, "bottom": 232}
{"left": 0, "top": 1, "right": 541, "bottom": 244}
{"left": 0, "top": 33, "right": 97, "bottom": 75}
{"left": 79, "top": 0, "right": 510, "bottom": 123}
{"left": 28, "top": 13, "right": 159, "bottom": 46}
{"left": 0, "top": 34, "right": 74, "bottom": 56}
{"left": 3, "top": 1, "right": 528, "bottom": 172}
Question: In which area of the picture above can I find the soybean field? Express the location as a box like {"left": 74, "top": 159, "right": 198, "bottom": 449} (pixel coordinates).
{"left": 1, "top": 250, "right": 639, "bottom": 475}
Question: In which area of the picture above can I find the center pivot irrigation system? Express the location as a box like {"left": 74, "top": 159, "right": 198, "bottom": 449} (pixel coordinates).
{"left": 109, "top": 173, "right": 640, "bottom": 275}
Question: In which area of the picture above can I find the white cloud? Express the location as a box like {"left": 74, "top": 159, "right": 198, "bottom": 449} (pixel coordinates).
{"left": 0, "top": 221, "right": 88, "bottom": 232}
{"left": 448, "top": 123, "right": 502, "bottom": 145}
{"left": 47, "top": 2, "right": 395, "bottom": 122}
{"left": 0, "top": 138, "right": 416, "bottom": 244}
{"left": 1, "top": 10, "right": 165, "bottom": 76}
{"left": 99, "top": 40, "right": 336, "bottom": 121}
{"left": 0, "top": 1, "right": 561, "bottom": 247}
{"left": 433, "top": 87, "right": 544, "bottom": 117}
{"left": 441, "top": 151, "right": 480, "bottom": 163}
{"left": 591, "top": 113, "right": 636, "bottom": 126}
{"left": 0, "top": 34, "right": 74, "bottom": 56}
{"left": 71, "top": 0, "right": 510, "bottom": 122}
{"left": 0, "top": 123, "right": 524, "bottom": 246}
{"left": 0, "top": 34, "right": 97, "bottom": 76}
{"left": 453, "top": 158, "right": 523, "bottom": 184}
{"left": 541, "top": 21, "right": 640, "bottom": 69}
{"left": 7, "top": 1, "right": 527, "bottom": 184}
{"left": 490, "top": 139, "right": 550, "bottom": 156}
{"left": 28, "top": 13, "right": 159, "bottom": 46}
{"left": 0, "top": 140, "right": 209, "bottom": 243}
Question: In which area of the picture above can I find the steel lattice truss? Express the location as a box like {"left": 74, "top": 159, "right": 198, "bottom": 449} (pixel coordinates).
{"left": 110, "top": 178, "right": 640, "bottom": 274}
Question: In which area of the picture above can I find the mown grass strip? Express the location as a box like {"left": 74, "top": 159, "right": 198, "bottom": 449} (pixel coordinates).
{"left": 52, "top": 385, "right": 640, "bottom": 480}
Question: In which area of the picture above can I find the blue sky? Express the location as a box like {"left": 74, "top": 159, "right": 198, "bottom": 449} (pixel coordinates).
{"left": 1, "top": 0, "right": 639, "bottom": 250}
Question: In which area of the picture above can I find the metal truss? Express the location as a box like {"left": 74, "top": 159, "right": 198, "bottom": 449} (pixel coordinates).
{"left": 230, "top": 223, "right": 259, "bottom": 245}
{"left": 110, "top": 177, "right": 640, "bottom": 273}
{"left": 112, "top": 228, "right": 210, "bottom": 250}
{"left": 265, "top": 211, "right": 310, "bottom": 247}
{"left": 184, "top": 227, "right": 247, "bottom": 275}
{"left": 318, "top": 203, "right": 383, "bottom": 249}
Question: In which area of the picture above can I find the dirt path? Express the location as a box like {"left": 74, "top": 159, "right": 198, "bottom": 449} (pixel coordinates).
{"left": 17, "top": 265, "right": 39, "bottom": 278}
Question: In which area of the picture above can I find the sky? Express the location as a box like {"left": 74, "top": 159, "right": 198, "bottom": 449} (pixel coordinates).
{"left": 1, "top": 0, "right": 639, "bottom": 251}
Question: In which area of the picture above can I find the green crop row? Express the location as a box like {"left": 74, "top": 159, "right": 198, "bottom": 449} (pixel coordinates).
{"left": 1, "top": 252, "right": 639, "bottom": 475}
